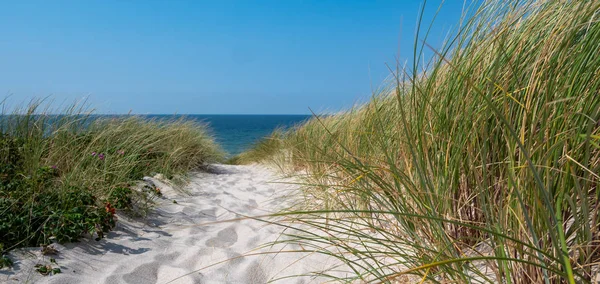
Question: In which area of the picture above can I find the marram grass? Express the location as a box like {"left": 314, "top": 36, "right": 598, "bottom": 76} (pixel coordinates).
{"left": 240, "top": 0, "right": 600, "bottom": 283}
{"left": 0, "top": 99, "right": 223, "bottom": 251}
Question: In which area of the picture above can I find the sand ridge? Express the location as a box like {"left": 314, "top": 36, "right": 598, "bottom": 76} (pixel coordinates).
{"left": 1, "top": 164, "right": 343, "bottom": 284}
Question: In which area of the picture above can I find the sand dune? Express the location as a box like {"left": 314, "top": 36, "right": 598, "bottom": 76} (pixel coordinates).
{"left": 2, "top": 165, "right": 343, "bottom": 284}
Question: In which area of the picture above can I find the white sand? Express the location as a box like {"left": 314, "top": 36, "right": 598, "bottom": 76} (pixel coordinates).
{"left": 1, "top": 164, "right": 344, "bottom": 284}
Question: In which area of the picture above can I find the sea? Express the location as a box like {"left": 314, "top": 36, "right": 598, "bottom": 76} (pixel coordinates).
{"left": 146, "top": 115, "right": 312, "bottom": 156}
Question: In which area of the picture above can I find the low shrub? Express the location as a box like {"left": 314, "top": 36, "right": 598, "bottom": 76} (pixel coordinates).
{"left": 109, "top": 187, "right": 133, "bottom": 210}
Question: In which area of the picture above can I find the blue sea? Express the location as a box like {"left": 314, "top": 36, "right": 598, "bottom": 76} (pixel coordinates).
{"left": 147, "top": 115, "right": 311, "bottom": 156}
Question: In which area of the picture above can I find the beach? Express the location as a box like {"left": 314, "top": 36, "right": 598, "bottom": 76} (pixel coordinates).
{"left": 2, "top": 0, "right": 598, "bottom": 282}
{"left": 2, "top": 164, "right": 341, "bottom": 284}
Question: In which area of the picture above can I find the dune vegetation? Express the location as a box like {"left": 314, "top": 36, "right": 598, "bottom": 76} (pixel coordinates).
{"left": 0, "top": 100, "right": 223, "bottom": 258}
{"left": 228, "top": 128, "right": 285, "bottom": 165}
{"left": 236, "top": 1, "right": 600, "bottom": 283}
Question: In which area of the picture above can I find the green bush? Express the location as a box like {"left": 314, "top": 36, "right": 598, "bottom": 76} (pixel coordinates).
{"left": 0, "top": 138, "right": 116, "bottom": 248}
{"left": 109, "top": 187, "right": 133, "bottom": 209}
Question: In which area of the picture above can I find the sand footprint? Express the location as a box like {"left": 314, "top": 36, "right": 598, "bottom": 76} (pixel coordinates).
{"left": 121, "top": 262, "right": 160, "bottom": 283}
{"left": 246, "top": 199, "right": 259, "bottom": 211}
{"left": 244, "top": 261, "right": 268, "bottom": 284}
{"left": 205, "top": 227, "right": 238, "bottom": 248}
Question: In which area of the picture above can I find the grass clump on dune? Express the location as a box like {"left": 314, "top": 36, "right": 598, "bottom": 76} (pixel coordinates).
{"left": 0, "top": 99, "right": 223, "bottom": 254}
{"left": 228, "top": 128, "right": 285, "bottom": 165}
{"left": 243, "top": 0, "right": 600, "bottom": 283}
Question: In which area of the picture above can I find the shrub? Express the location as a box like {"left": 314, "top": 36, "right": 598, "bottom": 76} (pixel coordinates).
{"left": 109, "top": 187, "right": 133, "bottom": 210}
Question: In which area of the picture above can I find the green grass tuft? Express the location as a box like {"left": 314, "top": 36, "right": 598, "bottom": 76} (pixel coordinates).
{"left": 228, "top": 128, "right": 286, "bottom": 165}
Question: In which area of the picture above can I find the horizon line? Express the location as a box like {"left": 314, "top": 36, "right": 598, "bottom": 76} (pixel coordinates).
{"left": 93, "top": 113, "right": 316, "bottom": 116}
{"left": 1, "top": 113, "right": 317, "bottom": 116}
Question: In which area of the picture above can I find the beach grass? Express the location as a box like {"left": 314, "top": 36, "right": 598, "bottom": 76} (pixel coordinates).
{"left": 0, "top": 99, "right": 223, "bottom": 253}
{"left": 228, "top": 128, "right": 285, "bottom": 165}
{"left": 241, "top": 0, "right": 600, "bottom": 282}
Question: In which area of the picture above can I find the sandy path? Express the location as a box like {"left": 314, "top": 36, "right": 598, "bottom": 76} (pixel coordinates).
{"left": 2, "top": 165, "right": 342, "bottom": 284}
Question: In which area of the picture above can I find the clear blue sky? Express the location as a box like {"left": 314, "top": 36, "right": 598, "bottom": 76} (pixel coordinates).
{"left": 0, "top": 1, "right": 469, "bottom": 114}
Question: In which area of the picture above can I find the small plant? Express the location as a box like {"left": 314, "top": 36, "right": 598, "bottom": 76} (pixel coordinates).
{"left": 0, "top": 245, "right": 12, "bottom": 269}
{"left": 41, "top": 190, "right": 116, "bottom": 243}
{"left": 35, "top": 263, "right": 61, "bottom": 276}
{"left": 35, "top": 257, "right": 61, "bottom": 276}
{"left": 0, "top": 256, "right": 12, "bottom": 269}
{"left": 41, "top": 245, "right": 58, "bottom": 256}
{"left": 108, "top": 187, "right": 133, "bottom": 209}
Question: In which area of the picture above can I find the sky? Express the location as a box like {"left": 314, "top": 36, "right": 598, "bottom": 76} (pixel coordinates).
{"left": 0, "top": 0, "right": 470, "bottom": 114}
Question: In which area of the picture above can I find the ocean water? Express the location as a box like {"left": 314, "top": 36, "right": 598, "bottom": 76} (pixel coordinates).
{"left": 147, "top": 115, "right": 311, "bottom": 156}
{"left": 0, "top": 114, "right": 311, "bottom": 156}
